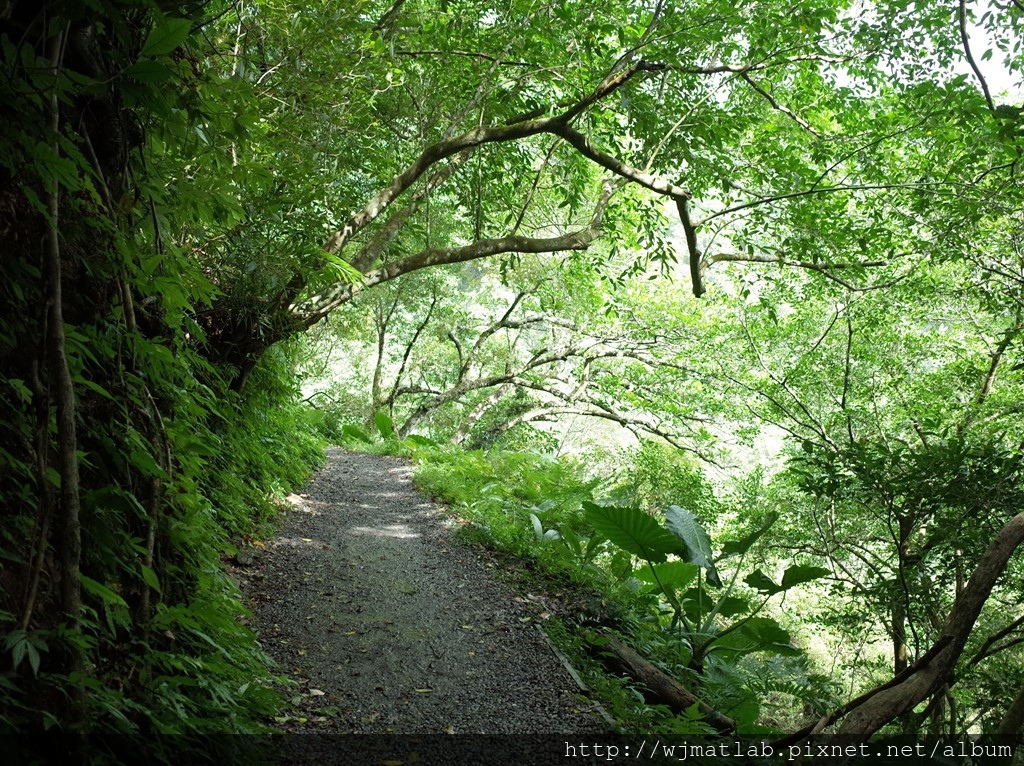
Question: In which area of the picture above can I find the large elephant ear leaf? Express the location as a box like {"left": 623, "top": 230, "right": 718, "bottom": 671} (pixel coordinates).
{"left": 745, "top": 564, "right": 830, "bottom": 595}
{"left": 374, "top": 411, "right": 397, "bottom": 439}
{"left": 583, "top": 502, "right": 681, "bottom": 564}
{"left": 634, "top": 561, "right": 700, "bottom": 592}
{"left": 665, "top": 505, "right": 721, "bottom": 586}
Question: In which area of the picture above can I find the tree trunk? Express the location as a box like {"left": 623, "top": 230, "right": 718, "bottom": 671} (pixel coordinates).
{"left": 997, "top": 682, "right": 1024, "bottom": 744}
{"left": 891, "top": 594, "right": 908, "bottom": 676}
{"left": 835, "top": 512, "right": 1024, "bottom": 739}
{"left": 43, "top": 25, "right": 84, "bottom": 732}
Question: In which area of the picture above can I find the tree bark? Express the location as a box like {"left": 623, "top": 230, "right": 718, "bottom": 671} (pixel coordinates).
{"left": 43, "top": 24, "right": 84, "bottom": 729}
{"left": 997, "top": 682, "right": 1024, "bottom": 743}
{"left": 835, "top": 512, "right": 1024, "bottom": 738}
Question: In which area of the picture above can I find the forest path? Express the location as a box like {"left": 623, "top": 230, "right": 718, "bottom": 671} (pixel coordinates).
{"left": 239, "top": 448, "right": 607, "bottom": 761}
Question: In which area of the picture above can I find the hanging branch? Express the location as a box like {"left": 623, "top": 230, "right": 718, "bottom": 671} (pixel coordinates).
{"left": 957, "top": 316, "right": 1022, "bottom": 437}
{"left": 958, "top": 0, "right": 996, "bottom": 114}
{"left": 740, "top": 71, "right": 822, "bottom": 137}
{"left": 298, "top": 179, "right": 616, "bottom": 324}
{"left": 384, "top": 290, "right": 439, "bottom": 410}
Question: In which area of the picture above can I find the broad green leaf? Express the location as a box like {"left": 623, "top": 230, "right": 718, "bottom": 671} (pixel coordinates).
{"left": 665, "top": 505, "right": 720, "bottom": 586}
{"left": 780, "top": 565, "right": 831, "bottom": 590}
{"left": 710, "top": 594, "right": 750, "bottom": 619}
{"left": 140, "top": 17, "right": 192, "bottom": 57}
{"left": 744, "top": 570, "right": 782, "bottom": 595}
{"left": 634, "top": 560, "right": 700, "bottom": 591}
{"left": 738, "top": 617, "right": 799, "bottom": 655}
{"left": 374, "top": 411, "right": 396, "bottom": 439}
{"left": 124, "top": 60, "right": 174, "bottom": 83}
{"left": 583, "top": 502, "right": 681, "bottom": 563}
{"left": 709, "top": 617, "right": 799, "bottom": 656}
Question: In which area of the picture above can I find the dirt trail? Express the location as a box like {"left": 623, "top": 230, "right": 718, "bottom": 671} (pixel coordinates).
{"left": 239, "top": 448, "right": 608, "bottom": 762}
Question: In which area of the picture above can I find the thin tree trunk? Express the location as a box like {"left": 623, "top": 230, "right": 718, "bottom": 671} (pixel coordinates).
{"left": 43, "top": 25, "right": 84, "bottom": 727}
{"left": 891, "top": 595, "right": 908, "bottom": 676}
{"left": 20, "top": 363, "right": 52, "bottom": 631}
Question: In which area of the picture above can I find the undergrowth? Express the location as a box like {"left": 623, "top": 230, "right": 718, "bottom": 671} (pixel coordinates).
{"left": 358, "top": 436, "right": 835, "bottom": 738}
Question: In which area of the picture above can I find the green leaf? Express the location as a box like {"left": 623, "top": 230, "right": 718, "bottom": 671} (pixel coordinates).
{"left": 140, "top": 565, "right": 162, "bottom": 593}
{"left": 634, "top": 560, "right": 700, "bottom": 591}
{"left": 780, "top": 565, "right": 831, "bottom": 590}
{"left": 80, "top": 575, "right": 128, "bottom": 608}
{"left": 665, "top": 505, "right": 720, "bottom": 585}
{"left": 342, "top": 424, "right": 372, "bottom": 443}
{"left": 404, "top": 434, "right": 438, "bottom": 448}
{"left": 374, "top": 411, "right": 396, "bottom": 439}
{"left": 124, "top": 60, "right": 174, "bottom": 83}
{"left": 720, "top": 512, "right": 778, "bottom": 559}
{"left": 583, "top": 502, "right": 681, "bottom": 563}
{"left": 744, "top": 569, "right": 782, "bottom": 595}
{"left": 4, "top": 630, "right": 27, "bottom": 672}
{"left": 140, "top": 17, "right": 193, "bottom": 57}
{"left": 738, "top": 617, "right": 799, "bottom": 655}
{"left": 26, "top": 641, "right": 41, "bottom": 676}
{"left": 323, "top": 250, "right": 364, "bottom": 284}
{"left": 76, "top": 377, "right": 117, "bottom": 402}
{"left": 712, "top": 594, "right": 751, "bottom": 619}
{"left": 529, "top": 513, "right": 560, "bottom": 542}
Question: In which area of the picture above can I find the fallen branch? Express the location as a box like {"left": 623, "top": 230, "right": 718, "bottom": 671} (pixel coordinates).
{"left": 592, "top": 632, "right": 736, "bottom": 733}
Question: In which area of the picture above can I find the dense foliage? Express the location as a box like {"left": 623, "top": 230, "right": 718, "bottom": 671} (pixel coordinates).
{"left": 2, "top": 0, "right": 1023, "bottom": 761}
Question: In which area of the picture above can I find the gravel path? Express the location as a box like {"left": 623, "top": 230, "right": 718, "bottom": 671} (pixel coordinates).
{"left": 239, "top": 448, "right": 610, "bottom": 764}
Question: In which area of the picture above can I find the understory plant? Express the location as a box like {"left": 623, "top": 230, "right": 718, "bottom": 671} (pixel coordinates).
{"left": 406, "top": 442, "right": 834, "bottom": 734}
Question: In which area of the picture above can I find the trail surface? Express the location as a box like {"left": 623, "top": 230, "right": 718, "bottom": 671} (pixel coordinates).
{"left": 239, "top": 448, "right": 607, "bottom": 762}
